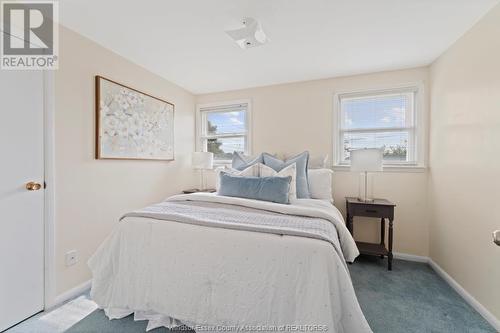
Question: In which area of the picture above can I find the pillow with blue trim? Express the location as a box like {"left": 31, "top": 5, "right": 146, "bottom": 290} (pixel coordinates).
{"left": 262, "top": 151, "right": 310, "bottom": 198}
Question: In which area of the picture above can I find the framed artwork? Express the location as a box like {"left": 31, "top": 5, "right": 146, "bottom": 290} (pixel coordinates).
{"left": 95, "top": 75, "right": 175, "bottom": 160}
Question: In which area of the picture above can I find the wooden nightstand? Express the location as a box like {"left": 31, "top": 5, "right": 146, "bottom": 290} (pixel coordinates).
{"left": 345, "top": 197, "right": 396, "bottom": 270}
{"left": 182, "top": 188, "right": 216, "bottom": 194}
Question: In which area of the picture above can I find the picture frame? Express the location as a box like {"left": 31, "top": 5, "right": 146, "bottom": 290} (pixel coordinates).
{"left": 95, "top": 75, "right": 175, "bottom": 161}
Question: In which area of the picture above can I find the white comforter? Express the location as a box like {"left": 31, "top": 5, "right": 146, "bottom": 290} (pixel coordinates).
{"left": 88, "top": 193, "right": 372, "bottom": 333}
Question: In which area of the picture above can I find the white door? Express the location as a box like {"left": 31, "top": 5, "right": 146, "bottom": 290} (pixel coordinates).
{"left": 0, "top": 70, "right": 45, "bottom": 331}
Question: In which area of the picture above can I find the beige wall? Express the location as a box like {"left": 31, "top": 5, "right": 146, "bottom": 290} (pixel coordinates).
{"left": 429, "top": 4, "right": 500, "bottom": 320}
{"left": 197, "top": 67, "right": 430, "bottom": 256}
{"left": 53, "top": 26, "right": 196, "bottom": 296}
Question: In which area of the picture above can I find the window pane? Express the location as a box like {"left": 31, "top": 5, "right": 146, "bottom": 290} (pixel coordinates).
{"left": 343, "top": 131, "right": 409, "bottom": 162}
{"left": 207, "top": 136, "right": 245, "bottom": 160}
{"left": 341, "top": 93, "right": 411, "bottom": 130}
{"left": 206, "top": 110, "right": 246, "bottom": 135}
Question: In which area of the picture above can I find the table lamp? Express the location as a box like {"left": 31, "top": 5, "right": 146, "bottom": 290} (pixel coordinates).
{"left": 350, "top": 148, "right": 383, "bottom": 202}
{"left": 192, "top": 152, "right": 214, "bottom": 191}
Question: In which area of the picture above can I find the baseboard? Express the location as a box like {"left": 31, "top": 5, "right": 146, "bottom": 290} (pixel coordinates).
{"left": 393, "top": 252, "right": 429, "bottom": 263}
{"left": 427, "top": 259, "right": 500, "bottom": 331}
{"left": 46, "top": 257, "right": 500, "bottom": 331}
{"left": 392, "top": 253, "right": 500, "bottom": 330}
{"left": 48, "top": 279, "right": 92, "bottom": 310}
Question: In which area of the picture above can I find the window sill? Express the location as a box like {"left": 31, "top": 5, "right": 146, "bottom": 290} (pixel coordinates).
{"left": 213, "top": 161, "right": 232, "bottom": 168}
{"left": 332, "top": 164, "right": 427, "bottom": 173}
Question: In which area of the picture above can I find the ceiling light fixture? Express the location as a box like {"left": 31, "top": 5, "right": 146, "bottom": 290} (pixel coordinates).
{"left": 225, "top": 17, "right": 269, "bottom": 49}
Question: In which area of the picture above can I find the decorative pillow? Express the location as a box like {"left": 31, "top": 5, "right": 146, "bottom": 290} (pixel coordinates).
{"left": 308, "top": 168, "right": 333, "bottom": 202}
{"left": 214, "top": 164, "right": 260, "bottom": 192}
{"left": 259, "top": 163, "right": 297, "bottom": 200}
{"left": 218, "top": 173, "right": 292, "bottom": 204}
{"left": 262, "top": 151, "right": 310, "bottom": 199}
{"left": 283, "top": 153, "right": 327, "bottom": 169}
{"left": 308, "top": 155, "right": 328, "bottom": 169}
{"left": 231, "top": 152, "right": 263, "bottom": 171}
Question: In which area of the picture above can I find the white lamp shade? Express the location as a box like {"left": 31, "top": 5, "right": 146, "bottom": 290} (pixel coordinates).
{"left": 350, "top": 148, "right": 383, "bottom": 172}
{"left": 192, "top": 152, "right": 214, "bottom": 170}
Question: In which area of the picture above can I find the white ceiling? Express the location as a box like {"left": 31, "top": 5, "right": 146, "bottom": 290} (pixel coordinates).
{"left": 59, "top": 0, "right": 499, "bottom": 94}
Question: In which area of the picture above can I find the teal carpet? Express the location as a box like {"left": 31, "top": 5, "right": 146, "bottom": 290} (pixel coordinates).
{"left": 349, "top": 257, "right": 495, "bottom": 333}
{"left": 65, "top": 258, "right": 495, "bottom": 333}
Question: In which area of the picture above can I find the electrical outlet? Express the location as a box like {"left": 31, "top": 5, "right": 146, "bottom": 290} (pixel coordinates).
{"left": 65, "top": 250, "right": 78, "bottom": 266}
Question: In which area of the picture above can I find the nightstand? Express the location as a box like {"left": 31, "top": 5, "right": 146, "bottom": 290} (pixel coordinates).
{"left": 345, "top": 197, "right": 396, "bottom": 270}
{"left": 182, "top": 188, "right": 216, "bottom": 194}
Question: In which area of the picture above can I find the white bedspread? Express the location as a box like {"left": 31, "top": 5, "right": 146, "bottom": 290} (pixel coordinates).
{"left": 88, "top": 193, "right": 371, "bottom": 333}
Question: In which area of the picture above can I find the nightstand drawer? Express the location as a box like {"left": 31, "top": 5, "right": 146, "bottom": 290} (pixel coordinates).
{"left": 350, "top": 204, "right": 394, "bottom": 219}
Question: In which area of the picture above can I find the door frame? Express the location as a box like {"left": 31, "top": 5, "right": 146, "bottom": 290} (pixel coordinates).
{"left": 43, "top": 70, "right": 57, "bottom": 309}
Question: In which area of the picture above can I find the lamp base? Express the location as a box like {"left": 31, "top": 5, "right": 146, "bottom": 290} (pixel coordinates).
{"left": 357, "top": 197, "right": 375, "bottom": 203}
{"left": 182, "top": 188, "right": 216, "bottom": 194}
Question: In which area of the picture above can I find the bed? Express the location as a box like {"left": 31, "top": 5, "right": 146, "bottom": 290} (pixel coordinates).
{"left": 88, "top": 192, "right": 372, "bottom": 333}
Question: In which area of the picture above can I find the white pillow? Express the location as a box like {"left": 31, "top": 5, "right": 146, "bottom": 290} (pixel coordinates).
{"left": 282, "top": 153, "right": 328, "bottom": 169}
{"left": 215, "top": 164, "right": 259, "bottom": 192}
{"left": 308, "top": 155, "right": 328, "bottom": 169}
{"left": 308, "top": 168, "right": 333, "bottom": 202}
{"left": 259, "top": 163, "right": 297, "bottom": 200}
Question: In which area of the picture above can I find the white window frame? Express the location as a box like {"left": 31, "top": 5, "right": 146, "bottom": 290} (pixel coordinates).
{"left": 333, "top": 83, "right": 426, "bottom": 171}
{"left": 196, "top": 99, "right": 252, "bottom": 165}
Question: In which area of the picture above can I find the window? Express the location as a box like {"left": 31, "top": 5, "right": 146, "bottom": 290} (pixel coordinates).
{"left": 334, "top": 86, "right": 423, "bottom": 166}
{"left": 197, "top": 101, "right": 251, "bottom": 163}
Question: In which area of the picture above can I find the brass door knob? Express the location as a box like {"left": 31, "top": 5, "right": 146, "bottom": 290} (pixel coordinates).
{"left": 26, "top": 182, "right": 42, "bottom": 191}
{"left": 494, "top": 230, "right": 500, "bottom": 246}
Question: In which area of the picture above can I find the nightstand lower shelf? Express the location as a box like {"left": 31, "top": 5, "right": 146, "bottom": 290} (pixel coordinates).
{"left": 356, "top": 241, "right": 388, "bottom": 256}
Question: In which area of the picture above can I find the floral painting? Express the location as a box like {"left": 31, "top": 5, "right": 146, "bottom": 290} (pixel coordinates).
{"left": 95, "top": 76, "right": 174, "bottom": 160}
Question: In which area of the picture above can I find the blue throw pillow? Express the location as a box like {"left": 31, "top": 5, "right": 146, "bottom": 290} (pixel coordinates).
{"left": 262, "top": 151, "right": 310, "bottom": 198}
{"left": 218, "top": 172, "right": 292, "bottom": 204}
{"left": 231, "top": 152, "right": 263, "bottom": 171}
